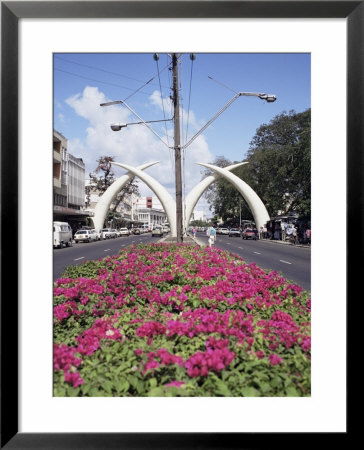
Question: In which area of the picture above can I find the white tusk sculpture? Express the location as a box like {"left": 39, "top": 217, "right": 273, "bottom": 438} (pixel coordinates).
{"left": 184, "top": 162, "right": 248, "bottom": 229}
{"left": 91, "top": 161, "right": 158, "bottom": 231}
{"left": 111, "top": 162, "right": 177, "bottom": 237}
{"left": 196, "top": 162, "right": 270, "bottom": 230}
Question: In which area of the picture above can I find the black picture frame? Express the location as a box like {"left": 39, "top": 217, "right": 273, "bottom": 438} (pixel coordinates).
{"left": 1, "top": 1, "right": 359, "bottom": 448}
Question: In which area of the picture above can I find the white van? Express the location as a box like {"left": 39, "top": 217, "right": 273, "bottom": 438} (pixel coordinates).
{"left": 53, "top": 221, "right": 73, "bottom": 248}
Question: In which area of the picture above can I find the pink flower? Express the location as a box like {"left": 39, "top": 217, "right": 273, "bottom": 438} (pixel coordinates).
{"left": 64, "top": 371, "right": 84, "bottom": 388}
{"left": 269, "top": 353, "right": 283, "bottom": 366}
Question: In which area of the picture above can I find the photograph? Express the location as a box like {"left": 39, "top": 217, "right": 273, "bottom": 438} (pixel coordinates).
{"left": 53, "top": 52, "right": 312, "bottom": 397}
{"left": 2, "top": 0, "right": 356, "bottom": 446}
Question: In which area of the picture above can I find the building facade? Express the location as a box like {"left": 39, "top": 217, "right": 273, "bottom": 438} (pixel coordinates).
{"left": 137, "top": 207, "right": 167, "bottom": 229}
{"left": 53, "top": 130, "right": 88, "bottom": 231}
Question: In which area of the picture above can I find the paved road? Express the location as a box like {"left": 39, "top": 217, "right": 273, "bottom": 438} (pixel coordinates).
{"left": 196, "top": 233, "right": 311, "bottom": 291}
{"left": 53, "top": 232, "right": 310, "bottom": 292}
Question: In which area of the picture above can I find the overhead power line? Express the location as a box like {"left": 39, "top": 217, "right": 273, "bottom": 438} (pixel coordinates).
{"left": 54, "top": 55, "right": 171, "bottom": 89}
{"left": 54, "top": 68, "right": 154, "bottom": 95}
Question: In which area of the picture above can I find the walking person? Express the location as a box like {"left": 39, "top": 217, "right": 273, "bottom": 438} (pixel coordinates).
{"left": 306, "top": 228, "right": 311, "bottom": 245}
{"left": 259, "top": 226, "right": 263, "bottom": 240}
{"left": 192, "top": 227, "right": 196, "bottom": 238}
{"left": 292, "top": 225, "right": 297, "bottom": 244}
{"left": 208, "top": 225, "right": 216, "bottom": 248}
{"left": 253, "top": 227, "right": 258, "bottom": 240}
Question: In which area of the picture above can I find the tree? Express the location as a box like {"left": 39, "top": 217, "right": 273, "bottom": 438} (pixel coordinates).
{"left": 202, "top": 156, "right": 253, "bottom": 224}
{"left": 89, "top": 156, "right": 140, "bottom": 226}
{"left": 203, "top": 109, "right": 311, "bottom": 222}
{"left": 245, "top": 109, "right": 311, "bottom": 218}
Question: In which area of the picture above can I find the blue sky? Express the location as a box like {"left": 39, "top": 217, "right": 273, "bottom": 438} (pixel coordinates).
{"left": 53, "top": 53, "right": 310, "bottom": 215}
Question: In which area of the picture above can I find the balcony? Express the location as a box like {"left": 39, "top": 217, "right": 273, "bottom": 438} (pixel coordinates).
{"left": 53, "top": 149, "right": 62, "bottom": 163}
{"left": 53, "top": 177, "right": 61, "bottom": 189}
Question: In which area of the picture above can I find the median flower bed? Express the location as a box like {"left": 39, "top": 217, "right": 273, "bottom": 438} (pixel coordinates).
{"left": 53, "top": 243, "right": 311, "bottom": 397}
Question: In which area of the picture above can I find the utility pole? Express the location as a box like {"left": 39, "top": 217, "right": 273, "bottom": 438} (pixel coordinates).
{"left": 172, "top": 53, "right": 183, "bottom": 243}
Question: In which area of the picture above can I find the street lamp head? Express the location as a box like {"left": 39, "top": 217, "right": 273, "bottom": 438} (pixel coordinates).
{"left": 110, "top": 123, "right": 127, "bottom": 131}
{"left": 259, "top": 94, "right": 277, "bottom": 103}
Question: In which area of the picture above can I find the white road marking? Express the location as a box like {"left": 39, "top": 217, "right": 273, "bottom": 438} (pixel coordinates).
{"left": 279, "top": 260, "right": 292, "bottom": 265}
{"left": 104, "top": 249, "right": 111, "bottom": 251}
{"left": 74, "top": 257, "right": 85, "bottom": 261}
{"left": 238, "top": 247, "right": 244, "bottom": 249}
{"left": 253, "top": 252, "right": 261, "bottom": 255}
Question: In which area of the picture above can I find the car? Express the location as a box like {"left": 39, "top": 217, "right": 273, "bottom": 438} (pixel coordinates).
{"left": 101, "top": 228, "right": 116, "bottom": 239}
{"left": 228, "top": 228, "right": 241, "bottom": 237}
{"left": 119, "top": 227, "right": 130, "bottom": 236}
{"left": 53, "top": 221, "right": 73, "bottom": 248}
{"left": 152, "top": 226, "right": 164, "bottom": 237}
{"left": 219, "top": 228, "right": 229, "bottom": 235}
{"left": 162, "top": 226, "right": 169, "bottom": 234}
{"left": 242, "top": 228, "right": 256, "bottom": 240}
{"left": 74, "top": 229, "right": 97, "bottom": 243}
{"left": 132, "top": 228, "right": 140, "bottom": 235}
{"left": 92, "top": 229, "right": 102, "bottom": 240}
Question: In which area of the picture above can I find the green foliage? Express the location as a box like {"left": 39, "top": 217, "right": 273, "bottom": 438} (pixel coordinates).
{"left": 204, "top": 109, "right": 311, "bottom": 221}
{"left": 61, "top": 260, "right": 104, "bottom": 279}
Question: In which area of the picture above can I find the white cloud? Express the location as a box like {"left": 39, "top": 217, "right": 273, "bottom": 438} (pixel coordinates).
{"left": 65, "top": 86, "right": 214, "bottom": 216}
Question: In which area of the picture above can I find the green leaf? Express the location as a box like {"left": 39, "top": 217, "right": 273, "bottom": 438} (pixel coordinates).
{"left": 147, "top": 386, "right": 165, "bottom": 397}
{"left": 285, "top": 386, "right": 300, "bottom": 397}
{"left": 101, "top": 380, "right": 113, "bottom": 394}
{"left": 241, "top": 387, "right": 260, "bottom": 397}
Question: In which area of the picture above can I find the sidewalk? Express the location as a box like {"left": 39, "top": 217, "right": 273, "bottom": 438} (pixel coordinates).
{"left": 261, "top": 238, "right": 310, "bottom": 248}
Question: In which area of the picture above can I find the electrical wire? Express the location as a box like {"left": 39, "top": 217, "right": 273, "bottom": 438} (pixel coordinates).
{"left": 155, "top": 56, "right": 171, "bottom": 151}
{"left": 185, "top": 55, "right": 195, "bottom": 145}
{"left": 54, "top": 55, "right": 170, "bottom": 89}
{"left": 54, "top": 68, "right": 153, "bottom": 95}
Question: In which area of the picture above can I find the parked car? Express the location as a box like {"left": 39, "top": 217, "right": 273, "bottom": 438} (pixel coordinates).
{"left": 228, "top": 228, "right": 241, "bottom": 237}
{"left": 53, "top": 221, "right": 73, "bottom": 248}
{"left": 242, "top": 228, "right": 256, "bottom": 240}
{"left": 219, "top": 228, "right": 229, "bottom": 235}
{"left": 119, "top": 227, "right": 130, "bottom": 236}
{"left": 152, "top": 226, "right": 164, "bottom": 237}
{"left": 92, "top": 229, "right": 102, "bottom": 240}
{"left": 132, "top": 228, "right": 140, "bottom": 235}
{"left": 101, "top": 228, "right": 116, "bottom": 239}
{"left": 74, "top": 229, "right": 97, "bottom": 243}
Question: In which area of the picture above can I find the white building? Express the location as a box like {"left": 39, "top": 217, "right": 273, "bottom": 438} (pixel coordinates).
{"left": 191, "top": 210, "right": 207, "bottom": 222}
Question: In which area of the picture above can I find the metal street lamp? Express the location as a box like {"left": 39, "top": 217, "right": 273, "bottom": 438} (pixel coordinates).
{"left": 181, "top": 91, "right": 277, "bottom": 150}
{"left": 101, "top": 64, "right": 277, "bottom": 243}
{"left": 110, "top": 118, "right": 173, "bottom": 132}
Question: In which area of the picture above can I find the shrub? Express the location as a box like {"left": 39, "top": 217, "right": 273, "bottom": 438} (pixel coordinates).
{"left": 53, "top": 243, "right": 310, "bottom": 397}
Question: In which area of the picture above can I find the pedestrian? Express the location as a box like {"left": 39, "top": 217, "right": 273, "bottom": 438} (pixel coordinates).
{"left": 281, "top": 222, "right": 286, "bottom": 241}
{"left": 208, "top": 225, "right": 216, "bottom": 248}
{"left": 263, "top": 225, "right": 267, "bottom": 239}
{"left": 259, "top": 226, "right": 263, "bottom": 240}
{"left": 292, "top": 226, "right": 297, "bottom": 244}
{"left": 306, "top": 228, "right": 311, "bottom": 245}
{"left": 192, "top": 227, "right": 196, "bottom": 238}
